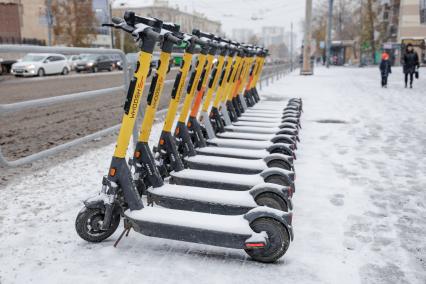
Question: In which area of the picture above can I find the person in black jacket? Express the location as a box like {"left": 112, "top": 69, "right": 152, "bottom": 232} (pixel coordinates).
{"left": 402, "top": 43, "right": 420, "bottom": 88}
{"left": 379, "top": 52, "right": 392, "bottom": 88}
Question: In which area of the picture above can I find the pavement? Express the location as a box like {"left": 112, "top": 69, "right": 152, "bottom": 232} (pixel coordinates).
{"left": 0, "top": 66, "right": 425, "bottom": 283}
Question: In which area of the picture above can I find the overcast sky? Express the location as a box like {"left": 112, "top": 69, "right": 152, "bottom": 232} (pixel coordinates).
{"left": 112, "top": 0, "right": 306, "bottom": 43}
{"left": 166, "top": 0, "right": 305, "bottom": 39}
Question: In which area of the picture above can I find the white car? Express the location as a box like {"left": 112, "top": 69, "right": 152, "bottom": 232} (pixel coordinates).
{"left": 66, "top": 55, "right": 81, "bottom": 71}
{"left": 11, "top": 53, "right": 70, "bottom": 77}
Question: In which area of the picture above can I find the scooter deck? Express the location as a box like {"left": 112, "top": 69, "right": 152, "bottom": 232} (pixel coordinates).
{"left": 150, "top": 184, "right": 258, "bottom": 206}
{"left": 207, "top": 137, "right": 284, "bottom": 150}
{"left": 216, "top": 132, "right": 293, "bottom": 141}
{"left": 232, "top": 121, "right": 291, "bottom": 128}
{"left": 196, "top": 146, "right": 280, "bottom": 159}
{"left": 241, "top": 113, "right": 284, "bottom": 119}
{"left": 225, "top": 125, "right": 281, "bottom": 134}
{"left": 185, "top": 154, "right": 269, "bottom": 173}
{"left": 170, "top": 169, "right": 264, "bottom": 190}
{"left": 125, "top": 207, "right": 255, "bottom": 249}
{"left": 238, "top": 117, "right": 288, "bottom": 123}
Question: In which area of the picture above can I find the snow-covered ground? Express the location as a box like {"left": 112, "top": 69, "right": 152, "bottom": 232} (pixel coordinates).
{"left": 1, "top": 67, "right": 425, "bottom": 283}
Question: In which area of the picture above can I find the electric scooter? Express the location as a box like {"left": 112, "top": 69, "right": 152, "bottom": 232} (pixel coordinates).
{"left": 131, "top": 27, "right": 293, "bottom": 214}
{"left": 129, "top": 28, "right": 294, "bottom": 192}
{"left": 76, "top": 12, "right": 293, "bottom": 264}
{"left": 206, "top": 47, "right": 301, "bottom": 143}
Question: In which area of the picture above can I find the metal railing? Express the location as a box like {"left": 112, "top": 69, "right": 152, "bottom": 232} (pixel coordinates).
{"left": 0, "top": 44, "right": 289, "bottom": 167}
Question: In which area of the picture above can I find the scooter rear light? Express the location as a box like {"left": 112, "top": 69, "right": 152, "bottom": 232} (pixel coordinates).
{"left": 159, "top": 139, "right": 165, "bottom": 145}
{"left": 187, "top": 121, "right": 192, "bottom": 128}
{"left": 175, "top": 127, "right": 180, "bottom": 135}
{"left": 134, "top": 151, "right": 141, "bottom": 158}
{"left": 245, "top": 243, "right": 265, "bottom": 248}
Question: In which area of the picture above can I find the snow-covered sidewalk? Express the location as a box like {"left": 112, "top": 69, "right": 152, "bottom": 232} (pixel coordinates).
{"left": 1, "top": 67, "right": 425, "bottom": 284}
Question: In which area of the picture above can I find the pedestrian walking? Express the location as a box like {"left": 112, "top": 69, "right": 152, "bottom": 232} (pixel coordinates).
{"left": 402, "top": 43, "right": 420, "bottom": 88}
{"left": 379, "top": 52, "right": 392, "bottom": 88}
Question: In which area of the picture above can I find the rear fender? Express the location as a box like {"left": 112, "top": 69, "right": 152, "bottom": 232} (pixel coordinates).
{"left": 267, "top": 143, "right": 294, "bottom": 157}
{"left": 281, "top": 117, "right": 300, "bottom": 125}
{"left": 249, "top": 183, "right": 293, "bottom": 209}
{"left": 270, "top": 134, "right": 296, "bottom": 145}
{"left": 279, "top": 122, "right": 299, "bottom": 130}
{"left": 276, "top": 128, "right": 298, "bottom": 137}
{"left": 260, "top": 167, "right": 294, "bottom": 181}
{"left": 263, "top": 153, "right": 293, "bottom": 165}
{"left": 243, "top": 207, "right": 294, "bottom": 241}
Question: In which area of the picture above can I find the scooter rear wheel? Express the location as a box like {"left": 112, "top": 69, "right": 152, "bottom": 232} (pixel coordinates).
{"left": 255, "top": 193, "right": 288, "bottom": 212}
{"left": 75, "top": 207, "right": 120, "bottom": 243}
{"left": 245, "top": 217, "right": 290, "bottom": 263}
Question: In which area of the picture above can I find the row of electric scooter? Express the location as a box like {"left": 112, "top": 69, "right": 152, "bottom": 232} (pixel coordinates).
{"left": 75, "top": 11, "right": 303, "bottom": 263}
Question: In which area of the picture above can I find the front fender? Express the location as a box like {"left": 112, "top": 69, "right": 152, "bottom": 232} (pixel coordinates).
{"left": 83, "top": 195, "right": 106, "bottom": 209}
{"left": 243, "top": 206, "right": 294, "bottom": 241}
{"left": 249, "top": 183, "right": 293, "bottom": 209}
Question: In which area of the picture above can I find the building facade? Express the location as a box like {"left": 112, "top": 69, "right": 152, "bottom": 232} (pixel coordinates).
{"left": 112, "top": 0, "right": 222, "bottom": 35}
{"left": 398, "top": 0, "right": 426, "bottom": 63}
{"left": 398, "top": 0, "right": 426, "bottom": 39}
{"left": 231, "top": 28, "right": 253, "bottom": 44}
{"left": 0, "top": 0, "right": 48, "bottom": 45}
{"left": 260, "top": 26, "right": 285, "bottom": 47}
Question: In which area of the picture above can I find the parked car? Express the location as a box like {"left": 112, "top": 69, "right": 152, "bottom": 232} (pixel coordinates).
{"left": 109, "top": 54, "right": 123, "bottom": 70}
{"left": 75, "top": 54, "right": 114, "bottom": 73}
{"left": 66, "top": 55, "right": 81, "bottom": 71}
{"left": 11, "top": 53, "right": 70, "bottom": 77}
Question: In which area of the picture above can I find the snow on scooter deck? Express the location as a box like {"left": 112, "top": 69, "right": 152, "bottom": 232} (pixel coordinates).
{"left": 207, "top": 137, "right": 275, "bottom": 149}
{"left": 197, "top": 146, "right": 274, "bottom": 159}
{"left": 225, "top": 125, "right": 281, "bottom": 134}
{"left": 185, "top": 155, "right": 268, "bottom": 171}
{"left": 216, "top": 131, "right": 293, "bottom": 141}
{"left": 148, "top": 184, "right": 257, "bottom": 207}
{"left": 238, "top": 116, "right": 286, "bottom": 123}
{"left": 125, "top": 206, "right": 253, "bottom": 234}
{"left": 171, "top": 169, "right": 264, "bottom": 187}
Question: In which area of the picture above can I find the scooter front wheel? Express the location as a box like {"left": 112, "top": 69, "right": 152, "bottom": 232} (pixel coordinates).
{"left": 245, "top": 218, "right": 290, "bottom": 263}
{"left": 75, "top": 207, "right": 120, "bottom": 243}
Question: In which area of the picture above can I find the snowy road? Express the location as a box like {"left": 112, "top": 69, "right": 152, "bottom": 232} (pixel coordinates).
{"left": 1, "top": 67, "right": 425, "bottom": 283}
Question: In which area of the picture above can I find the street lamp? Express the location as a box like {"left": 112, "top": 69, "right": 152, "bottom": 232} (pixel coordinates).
{"left": 326, "top": 0, "right": 334, "bottom": 68}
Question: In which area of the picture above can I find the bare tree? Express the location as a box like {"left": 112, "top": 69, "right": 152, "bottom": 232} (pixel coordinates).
{"left": 50, "top": 0, "right": 97, "bottom": 47}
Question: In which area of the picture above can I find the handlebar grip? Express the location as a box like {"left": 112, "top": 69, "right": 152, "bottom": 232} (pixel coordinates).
{"left": 144, "top": 28, "right": 163, "bottom": 41}
{"left": 194, "top": 37, "right": 208, "bottom": 47}
{"left": 165, "top": 33, "right": 182, "bottom": 45}
{"left": 112, "top": 17, "right": 124, "bottom": 24}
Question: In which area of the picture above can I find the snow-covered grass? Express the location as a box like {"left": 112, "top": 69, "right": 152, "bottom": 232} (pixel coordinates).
{"left": 1, "top": 66, "right": 425, "bottom": 283}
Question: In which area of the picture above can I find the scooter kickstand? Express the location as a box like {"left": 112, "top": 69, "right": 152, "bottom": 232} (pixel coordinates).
{"left": 114, "top": 225, "right": 132, "bottom": 248}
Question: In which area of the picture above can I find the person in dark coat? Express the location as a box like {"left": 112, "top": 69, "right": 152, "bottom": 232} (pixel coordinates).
{"left": 402, "top": 43, "right": 420, "bottom": 88}
{"left": 379, "top": 52, "right": 392, "bottom": 88}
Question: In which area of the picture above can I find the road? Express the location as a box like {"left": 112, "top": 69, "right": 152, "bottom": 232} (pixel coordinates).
{"left": 0, "top": 69, "right": 180, "bottom": 161}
